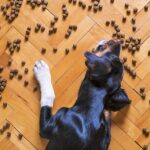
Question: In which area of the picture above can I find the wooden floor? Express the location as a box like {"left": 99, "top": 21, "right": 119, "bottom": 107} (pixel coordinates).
{"left": 0, "top": 0, "right": 150, "bottom": 149}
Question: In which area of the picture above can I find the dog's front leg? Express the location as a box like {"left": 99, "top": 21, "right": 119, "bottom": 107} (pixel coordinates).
{"left": 33, "top": 60, "right": 55, "bottom": 139}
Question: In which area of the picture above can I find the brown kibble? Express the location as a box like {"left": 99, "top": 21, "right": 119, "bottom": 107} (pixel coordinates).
{"left": 18, "top": 133, "right": 23, "bottom": 140}
{"left": 72, "top": 25, "right": 77, "bottom": 31}
{"left": 65, "top": 48, "right": 69, "bottom": 55}
{"left": 123, "top": 57, "right": 127, "bottom": 63}
{"left": 98, "top": 5, "right": 103, "bottom": 11}
{"left": 24, "top": 68, "right": 29, "bottom": 74}
{"left": 25, "top": 35, "right": 29, "bottom": 41}
{"left": 18, "top": 74, "right": 23, "bottom": 80}
{"left": 72, "top": 44, "right": 77, "bottom": 50}
{"left": 68, "top": 0, "right": 72, "bottom": 3}
{"left": 131, "top": 18, "right": 136, "bottom": 24}
{"left": 0, "top": 94, "right": 2, "bottom": 101}
{"left": 41, "top": 26, "right": 45, "bottom": 32}
{"left": 140, "top": 87, "right": 145, "bottom": 93}
{"left": 122, "top": 17, "right": 126, "bottom": 23}
{"left": 0, "top": 129, "right": 3, "bottom": 134}
{"left": 0, "top": 65, "right": 4, "bottom": 73}
{"left": 124, "top": 3, "right": 129, "bottom": 9}
{"left": 53, "top": 48, "right": 57, "bottom": 53}
{"left": 53, "top": 27, "right": 57, "bottom": 33}
{"left": 143, "top": 145, "right": 148, "bottom": 150}
{"left": 21, "top": 61, "right": 26, "bottom": 67}
{"left": 105, "top": 21, "right": 110, "bottom": 26}
{"left": 6, "top": 132, "right": 11, "bottom": 138}
{"left": 126, "top": 10, "right": 131, "bottom": 15}
{"left": 141, "top": 93, "right": 146, "bottom": 100}
{"left": 73, "top": 0, "right": 77, "bottom": 5}
{"left": 33, "top": 87, "right": 38, "bottom": 92}
{"left": 111, "top": 20, "right": 115, "bottom": 26}
{"left": 132, "top": 26, "right": 136, "bottom": 32}
{"left": 9, "top": 73, "right": 14, "bottom": 80}
{"left": 41, "top": 48, "right": 46, "bottom": 54}
{"left": 88, "top": 5, "right": 92, "bottom": 11}
{"left": 24, "top": 80, "right": 29, "bottom": 87}
{"left": 6, "top": 41, "right": 11, "bottom": 48}
{"left": 4, "top": 122, "right": 10, "bottom": 129}
{"left": 110, "top": 0, "right": 114, "bottom": 4}
{"left": 132, "top": 59, "right": 137, "bottom": 66}
{"left": 49, "top": 28, "right": 53, "bottom": 35}
{"left": 133, "top": 8, "right": 138, "bottom": 14}
{"left": 54, "top": 16, "right": 58, "bottom": 22}
{"left": 3, "top": 102, "right": 7, "bottom": 108}
{"left": 144, "top": 5, "right": 148, "bottom": 12}
{"left": 148, "top": 50, "right": 150, "bottom": 56}
{"left": 50, "top": 20, "right": 55, "bottom": 27}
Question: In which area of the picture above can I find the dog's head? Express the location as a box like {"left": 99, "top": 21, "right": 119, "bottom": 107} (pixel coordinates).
{"left": 85, "top": 39, "right": 131, "bottom": 111}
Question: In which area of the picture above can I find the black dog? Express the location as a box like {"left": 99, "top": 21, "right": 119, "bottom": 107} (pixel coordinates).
{"left": 37, "top": 40, "right": 131, "bottom": 150}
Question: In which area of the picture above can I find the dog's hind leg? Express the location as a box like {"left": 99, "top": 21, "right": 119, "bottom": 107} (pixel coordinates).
{"left": 33, "top": 60, "right": 55, "bottom": 139}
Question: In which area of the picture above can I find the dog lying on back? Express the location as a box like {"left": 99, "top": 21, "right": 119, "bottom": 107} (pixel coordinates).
{"left": 33, "top": 39, "right": 131, "bottom": 150}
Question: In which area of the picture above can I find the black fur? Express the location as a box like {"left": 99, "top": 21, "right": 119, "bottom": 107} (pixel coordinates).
{"left": 40, "top": 41, "right": 131, "bottom": 150}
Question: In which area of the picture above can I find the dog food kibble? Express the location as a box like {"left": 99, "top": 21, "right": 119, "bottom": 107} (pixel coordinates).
{"left": 133, "top": 8, "right": 138, "bottom": 14}
{"left": 72, "top": 44, "right": 77, "bottom": 50}
{"left": 88, "top": 5, "right": 92, "bottom": 11}
{"left": 24, "top": 68, "right": 29, "bottom": 74}
{"left": 3, "top": 102, "right": 7, "bottom": 108}
{"left": 65, "top": 48, "right": 69, "bottom": 55}
{"left": 126, "top": 10, "right": 131, "bottom": 15}
{"left": 132, "top": 59, "right": 137, "bottom": 66}
{"left": 41, "top": 48, "right": 46, "bottom": 54}
{"left": 111, "top": 20, "right": 115, "bottom": 26}
{"left": 21, "top": 61, "right": 26, "bottom": 67}
{"left": 4, "top": 122, "right": 10, "bottom": 129}
{"left": 148, "top": 50, "right": 150, "bottom": 56}
{"left": 131, "top": 18, "right": 136, "bottom": 24}
{"left": 110, "top": 0, "right": 114, "bottom": 4}
{"left": 122, "top": 17, "right": 126, "bottom": 23}
{"left": 54, "top": 16, "right": 59, "bottom": 22}
{"left": 123, "top": 57, "right": 127, "bottom": 63}
{"left": 0, "top": 66, "right": 4, "bottom": 73}
{"left": 18, "top": 133, "right": 23, "bottom": 140}
{"left": 18, "top": 74, "right": 23, "bottom": 80}
{"left": 124, "top": 3, "right": 129, "bottom": 9}
{"left": 53, "top": 48, "right": 57, "bottom": 53}
{"left": 41, "top": 26, "right": 45, "bottom": 32}
{"left": 33, "top": 87, "right": 38, "bottom": 92}
{"left": 0, "top": 129, "right": 3, "bottom": 134}
{"left": 143, "top": 145, "right": 148, "bottom": 150}
{"left": 132, "top": 26, "right": 136, "bottom": 32}
{"left": 144, "top": 6, "right": 148, "bottom": 12}
{"left": 140, "top": 87, "right": 145, "bottom": 93}
{"left": 6, "top": 132, "right": 11, "bottom": 138}
{"left": 0, "top": 94, "right": 2, "bottom": 101}
{"left": 141, "top": 93, "right": 146, "bottom": 100}
{"left": 24, "top": 80, "right": 29, "bottom": 87}
{"left": 105, "top": 21, "right": 110, "bottom": 26}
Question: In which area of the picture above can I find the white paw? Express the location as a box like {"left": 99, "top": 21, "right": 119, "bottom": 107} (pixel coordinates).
{"left": 34, "top": 60, "right": 51, "bottom": 86}
{"left": 33, "top": 60, "right": 55, "bottom": 107}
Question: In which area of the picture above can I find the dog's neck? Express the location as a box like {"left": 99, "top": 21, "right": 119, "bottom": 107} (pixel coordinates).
{"left": 74, "top": 71, "right": 107, "bottom": 110}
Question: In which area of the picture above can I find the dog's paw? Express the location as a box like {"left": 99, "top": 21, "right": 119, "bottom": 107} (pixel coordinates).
{"left": 33, "top": 60, "right": 51, "bottom": 86}
{"left": 33, "top": 60, "right": 55, "bottom": 107}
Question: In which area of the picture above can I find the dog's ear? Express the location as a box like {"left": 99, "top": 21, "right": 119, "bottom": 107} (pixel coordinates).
{"left": 105, "top": 88, "right": 131, "bottom": 112}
